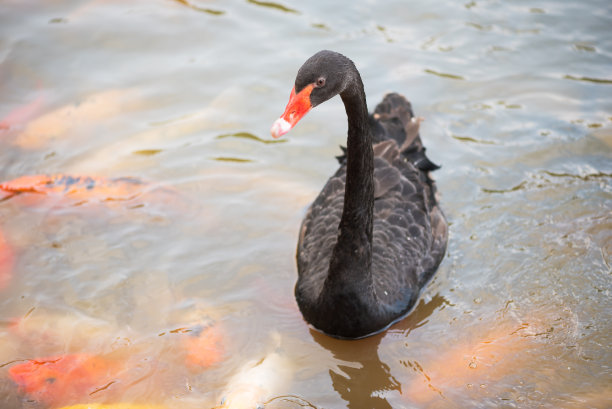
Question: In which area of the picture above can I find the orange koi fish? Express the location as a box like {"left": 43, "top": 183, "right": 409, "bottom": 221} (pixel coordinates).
{"left": 181, "top": 322, "right": 225, "bottom": 369}
{"left": 13, "top": 88, "right": 144, "bottom": 149}
{"left": 7, "top": 309, "right": 122, "bottom": 356}
{"left": 0, "top": 174, "right": 147, "bottom": 204}
{"left": 0, "top": 93, "right": 45, "bottom": 131}
{"left": 402, "top": 323, "right": 536, "bottom": 405}
{"left": 9, "top": 353, "right": 121, "bottom": 407}
{"left": 218, "top": 334, "right": 292, "bottom": 409}
{"left": 0, "top": 229, "right": 14, "bottom": 290}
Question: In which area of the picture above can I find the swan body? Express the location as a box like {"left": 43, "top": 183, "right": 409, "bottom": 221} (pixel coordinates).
{"left": 271, "top": 51, "right": 447, "bottom": 339}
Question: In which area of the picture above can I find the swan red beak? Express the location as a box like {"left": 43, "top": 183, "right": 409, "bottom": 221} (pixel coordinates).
{"left": 270, "top": 84, "right": 314, "bottom": 138}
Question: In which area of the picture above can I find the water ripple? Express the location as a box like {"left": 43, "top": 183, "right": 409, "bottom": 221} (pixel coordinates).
{"left": 564, "top": 74, "right": 612, "bottom": 85}
{"left": 216, "top": 131, "right": 286, "bottom": 144}
{"left": 247, "top": 0, "right": 299, "bottom": 14}
{"left": 424, "top": 68, "right": 465, "bottom": 80}
{"left": 171, "top": 0, "right": 225, "bottom": 15}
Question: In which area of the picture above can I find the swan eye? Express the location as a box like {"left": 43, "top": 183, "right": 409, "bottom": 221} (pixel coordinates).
{"left": 315, "top": 77, "right": 326, "bottom": 88}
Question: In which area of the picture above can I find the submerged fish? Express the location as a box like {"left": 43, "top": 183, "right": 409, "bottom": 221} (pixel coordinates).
{"left": 0, "top": 93, "right": 45, "bottom": 131}
{"left": 218, "top": 348, "right": 293, "bottom": 409}
{"left": 0, "top": 174, "right": 146, "bottom": 203}
{"left": 9, "top": 353, "right": 121, "bottom": 407}
{"left": 0, "top": 229, "right": 14, "bottom": 290}
{"left": 12, "top": 88, "right": 144, "bottom": 149}
{"left": 0, "top": 174, "right": 145, "bottom": 200}
{"left": 8, "top": 309, "right": 122, "bottom": 355}
{"left": 182, "top": 323, "right": 225, "bottom": 369}
{"left": 0, "top": 173, "right": 187, "bottom": 213}
{"left": 402, "top": 322, "right": 539, "bottom": 405}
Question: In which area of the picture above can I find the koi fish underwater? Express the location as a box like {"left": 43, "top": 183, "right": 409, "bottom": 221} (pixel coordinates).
{"left": 217, "top": 333, "right": 293, "bottom": 409}
{"left": 181, "top": 322, "right": 226, "bottom": 370}
{"left": 218, "top": 350, "right": 293, "bottom": 409}
{"left": 9, "top": 88, "right": 145, "bottom": 150}
{"left": 8, "top": 353, "right": 122, "bottom": 407}
{"left": 0, "top": 92, "right": 45, "bottom": 131}
{"left": 6, "top": 309, "right": 124, "bottom": 357}
{"left": 5, "top": 316, "right": 229, "bottom": 406}
{"left": 0, "top": 174, "right": 147, "bottom": 203}
{"left": 0, "top": 173, "right": 188, "bottom": 214}
{"left": 401, "top": 320, "right": 542, "bottom": 405}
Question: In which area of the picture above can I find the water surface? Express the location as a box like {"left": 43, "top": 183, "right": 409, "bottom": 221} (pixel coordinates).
{"left": 0, "top": 0, "right": 610, "bottom": 408}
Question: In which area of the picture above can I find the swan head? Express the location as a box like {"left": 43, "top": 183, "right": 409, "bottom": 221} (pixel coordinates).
{"left": 271, "top": 50, "right": 357, "bottom": 138}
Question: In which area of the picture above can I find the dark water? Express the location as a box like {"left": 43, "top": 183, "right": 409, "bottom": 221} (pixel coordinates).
{"left": 0, "top": 0, "right": 610, "bottom": 408}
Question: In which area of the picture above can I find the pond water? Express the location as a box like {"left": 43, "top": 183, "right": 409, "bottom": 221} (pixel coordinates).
{"left": 1, "top": 0, "right": 611, "bottom": 408}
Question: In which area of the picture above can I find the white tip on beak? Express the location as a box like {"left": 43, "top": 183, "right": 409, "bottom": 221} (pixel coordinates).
{"left": 270, "top": 118, "right": 292, "bottom": 139}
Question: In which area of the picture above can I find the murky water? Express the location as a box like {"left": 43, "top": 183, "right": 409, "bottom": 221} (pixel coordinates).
{"left": 1, "top": 0, "right": 610, "bottom": 408}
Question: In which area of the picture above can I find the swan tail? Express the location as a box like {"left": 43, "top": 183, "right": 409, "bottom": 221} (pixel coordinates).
{"left": 373, "top": 93, "right": 441, "bottom": 172}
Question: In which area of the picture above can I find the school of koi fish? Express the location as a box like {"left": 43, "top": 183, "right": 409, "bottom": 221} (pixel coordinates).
{"left": 0, "top": 89, "right": 233, "bottom": 408}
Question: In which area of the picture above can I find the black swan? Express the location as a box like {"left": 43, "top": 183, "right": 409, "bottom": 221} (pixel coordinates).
{"left": 270, "top": 50, "right": 448, "bottom": 339}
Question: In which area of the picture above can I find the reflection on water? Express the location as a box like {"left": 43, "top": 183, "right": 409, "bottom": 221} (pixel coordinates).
{"left": 311, "top": 295, "right": 447, "bottom": 409}
{"left": 1, "top": 0, "right": 611, "bottom": 408}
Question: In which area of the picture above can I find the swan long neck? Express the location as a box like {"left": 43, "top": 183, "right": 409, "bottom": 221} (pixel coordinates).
{"left": 327, "top": 71, "right": 374, "bottom": 281}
